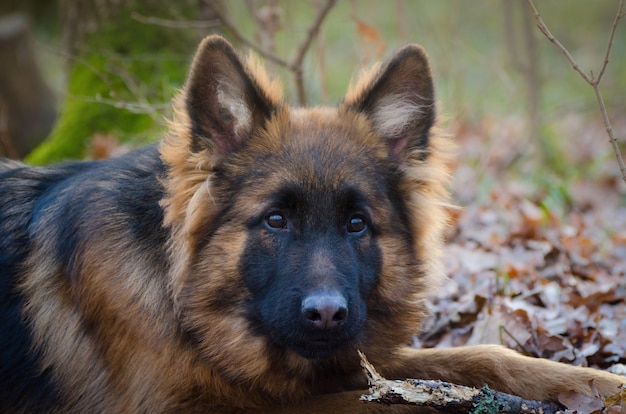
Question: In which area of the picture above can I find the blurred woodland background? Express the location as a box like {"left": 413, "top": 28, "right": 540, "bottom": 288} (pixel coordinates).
{"left": 2, "top": 0, "right": 626, "bottom": 387}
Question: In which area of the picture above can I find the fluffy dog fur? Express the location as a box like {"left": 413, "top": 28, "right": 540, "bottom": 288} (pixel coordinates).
{"left": 1, "top": 35, "right": 624, "bottom": 413}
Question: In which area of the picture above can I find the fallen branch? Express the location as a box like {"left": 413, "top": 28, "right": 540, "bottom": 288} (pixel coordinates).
{"left": 526, "top": 0, "right": 626, "bottom": 185}
{"left": 358, "top": 351, "right": 564, "bottom": 413}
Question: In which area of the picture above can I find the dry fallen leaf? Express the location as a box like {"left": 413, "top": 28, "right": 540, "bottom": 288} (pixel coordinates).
{"left": 558, "top": 388, "right": 604, "bottom": 413}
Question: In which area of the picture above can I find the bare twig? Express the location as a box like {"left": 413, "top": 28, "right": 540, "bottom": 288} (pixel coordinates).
{"left": 290, "top": 0, "right": 337, "bottom": 105}
{"left": 527, "top": 0, "right": 626, "bottom": 185}
{"left": 526, "top": 1, "right": 594, "bottom": 84}
{"left": 204, "top": 2, "right": 291, "bottom": 69}
{"left": 596, "top": 2, "right": 626, "bottom": 83}
{"left": 69, "top": 94, "right": 169, "bottom": 114}
{"left": 130, "top": 12, "right": 220, "bottom": 29}
{"left": 207, "top": 0, "right": 338, "bottom": 105}
{"left": 101, "top": 59, "right": 165, "bottom": 122}
{"left": 293, "top": 0, "right": 337, "bottom": 66}
{"left": 499, "top": 325, "right": 531, "bottom": 356}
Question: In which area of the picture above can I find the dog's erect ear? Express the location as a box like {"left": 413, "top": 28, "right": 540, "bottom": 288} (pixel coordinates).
{"left": 344, "top": 44, "right": 435, "bottom": 161}
{"left": 184, "top": 35, "right": 277, "bottom": 155}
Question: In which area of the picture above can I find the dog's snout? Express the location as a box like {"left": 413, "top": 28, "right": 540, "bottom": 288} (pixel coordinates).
{"left": 301, "top": 291, "right": 348, "bottom": 330}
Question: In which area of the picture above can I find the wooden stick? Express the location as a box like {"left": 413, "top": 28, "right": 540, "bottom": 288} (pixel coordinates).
{"left": 359, "top": 351, "right": 564, "bottom": 413}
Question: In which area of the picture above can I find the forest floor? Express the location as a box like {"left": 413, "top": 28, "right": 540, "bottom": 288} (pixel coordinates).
{"left": 418, "top": 114, "right": 626, "bottom": 379}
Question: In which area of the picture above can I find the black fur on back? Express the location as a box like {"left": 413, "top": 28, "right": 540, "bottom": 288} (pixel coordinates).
{"left": 0, "top": 146, "right": 167, "bottom": 411}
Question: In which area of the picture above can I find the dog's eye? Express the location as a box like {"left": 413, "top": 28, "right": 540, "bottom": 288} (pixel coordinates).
{"left": 265, "top": 212, "right": 287, "bottom": 230}
{"left": 347, "top": 215, "right": 367, "bottom": 233}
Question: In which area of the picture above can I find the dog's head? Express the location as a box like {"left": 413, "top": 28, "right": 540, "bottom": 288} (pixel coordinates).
{"left": 161, "top": 36, "right": 452, "bottom": 384}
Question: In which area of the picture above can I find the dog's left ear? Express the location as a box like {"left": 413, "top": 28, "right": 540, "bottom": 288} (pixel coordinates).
{"left": 344, "top": 44, "right": 435, "bottom": 161}
{"left": 184, "top": 35, "right": 277, "bottom": 156}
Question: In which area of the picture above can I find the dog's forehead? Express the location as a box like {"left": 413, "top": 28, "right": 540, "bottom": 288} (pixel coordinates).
{"left": 278, "top": 107, "right": 386, "bottom": 160}
{"left": 277, "top": 108, "right": 387, "bottom": 180}
{"left": 287, "top": 107, "right": 369, "bottom": 141}
{"left": 226, "top": 107, "right": 394, "bottom": 211}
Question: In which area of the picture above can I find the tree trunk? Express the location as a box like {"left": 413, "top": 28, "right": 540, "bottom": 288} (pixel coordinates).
{"left": 0, "top": 14, "right": 56, "bottom": 158}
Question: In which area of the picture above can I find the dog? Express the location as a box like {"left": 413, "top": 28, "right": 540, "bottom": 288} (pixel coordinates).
{"left": 1, "top": 35, "right": 624, "bottom": 413}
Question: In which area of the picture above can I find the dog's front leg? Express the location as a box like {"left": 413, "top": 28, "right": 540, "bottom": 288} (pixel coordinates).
{"left": 376, "top": 345, "right": 624, "bottom": 402}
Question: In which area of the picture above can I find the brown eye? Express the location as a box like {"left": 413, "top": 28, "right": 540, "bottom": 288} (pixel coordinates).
{"left": 265, "top": 212, "right": 287, "bottom": 229}
{"left": 347, "top": 215, "right": 366, "bottom": 233}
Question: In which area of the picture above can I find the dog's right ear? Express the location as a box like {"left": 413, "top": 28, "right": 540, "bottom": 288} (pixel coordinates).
{"left": 184, "top": 35, "right": 278, "bottom": 155}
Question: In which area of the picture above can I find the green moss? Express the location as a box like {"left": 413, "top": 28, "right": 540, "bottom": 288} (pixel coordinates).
{"left": 471, "top": 386, "right": 511, "bottom": 414}
{"left": 27, "top": 2, "right": 199, "bottom": 164}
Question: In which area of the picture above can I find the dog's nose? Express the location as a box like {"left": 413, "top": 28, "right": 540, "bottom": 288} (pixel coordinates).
{"left": 301, "top": 291, "right": 348, "bottom": 329}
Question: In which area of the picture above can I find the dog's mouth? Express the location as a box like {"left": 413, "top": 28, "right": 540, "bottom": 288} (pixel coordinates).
{"left": 290, "top": 337, "right": 346, "bottom": 360}
{"left": 284, "top": 325, "right": 364, "bottom": 360}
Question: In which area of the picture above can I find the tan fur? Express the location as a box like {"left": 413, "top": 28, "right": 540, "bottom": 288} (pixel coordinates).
{"left": 11, "top": 35, "right": 624, "bottom": 414}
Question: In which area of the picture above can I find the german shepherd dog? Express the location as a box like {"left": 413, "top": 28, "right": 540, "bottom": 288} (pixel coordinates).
{"left": 1, "top": 35, "right": 624, "bottom": 413}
